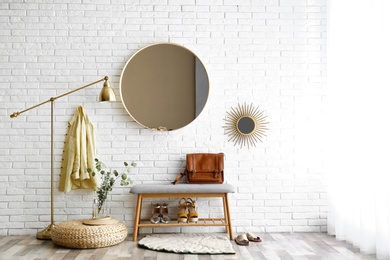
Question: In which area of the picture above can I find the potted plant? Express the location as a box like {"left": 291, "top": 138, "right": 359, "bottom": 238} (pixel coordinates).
{"left": 87, "top": 158, "right": 136, "bottom": 218}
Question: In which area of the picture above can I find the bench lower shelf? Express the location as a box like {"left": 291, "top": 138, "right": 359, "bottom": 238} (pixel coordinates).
{"left": 139, "top": 218, "right": 228, "bottom": 227}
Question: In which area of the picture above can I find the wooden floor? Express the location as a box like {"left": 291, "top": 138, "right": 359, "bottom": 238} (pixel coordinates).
{"left": 0, "top": 233, "right": 377, "bottom": 260}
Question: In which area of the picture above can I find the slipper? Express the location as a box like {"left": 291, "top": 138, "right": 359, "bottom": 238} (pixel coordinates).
{"left": 247, "top": 232, "right": 262, "bottom": 242}
{"left": 234, "top": 234, "right": 249, "bottom": 246}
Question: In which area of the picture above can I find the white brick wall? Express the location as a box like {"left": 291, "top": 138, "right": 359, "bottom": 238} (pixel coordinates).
{"left": 0, "top": 0, "right": 326, "bottom": 236}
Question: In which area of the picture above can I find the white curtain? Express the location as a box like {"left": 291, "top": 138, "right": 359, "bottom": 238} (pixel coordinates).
{"left": 327, "top": 0, "right": 390, "bottom": 259}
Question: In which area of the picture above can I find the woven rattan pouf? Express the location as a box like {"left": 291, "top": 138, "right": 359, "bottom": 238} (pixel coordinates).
{"left": 51, "top": 219, "right": 128, "bottom": 249}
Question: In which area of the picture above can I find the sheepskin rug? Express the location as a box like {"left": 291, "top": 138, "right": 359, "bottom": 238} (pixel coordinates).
{"left": 138, "top": 233, "right": 235, "bottom": 255}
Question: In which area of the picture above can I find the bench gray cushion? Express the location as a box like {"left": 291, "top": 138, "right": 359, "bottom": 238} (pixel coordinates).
{"left": 130, "top": 183, "right": 235, "bottom": 194}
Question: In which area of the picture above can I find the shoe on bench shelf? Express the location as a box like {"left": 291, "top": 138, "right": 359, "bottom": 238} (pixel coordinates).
{"left": 186, "top": 198, "right": 199, "bottom": 223}
{"left": 177, "top": 198, "right": 188, "bottom": 223}
{"left": 150, "top": 203, "right": 161, "bottom": 224}
{"left": 160, "top": 203, "right": 170, "bottom": 224}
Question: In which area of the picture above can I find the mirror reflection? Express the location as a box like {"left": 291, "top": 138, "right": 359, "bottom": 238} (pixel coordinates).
{"left": 120, "top": 43, "right": 209, "bottom": 131}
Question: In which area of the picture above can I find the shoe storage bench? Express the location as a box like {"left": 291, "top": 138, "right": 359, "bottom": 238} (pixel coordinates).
{"left": 129, "top": 184, "right": 235, "bottom": 241}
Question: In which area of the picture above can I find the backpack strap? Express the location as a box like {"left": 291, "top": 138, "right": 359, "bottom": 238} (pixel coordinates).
{"left": 172, "top": 170, "right": 187, "bottom": 184}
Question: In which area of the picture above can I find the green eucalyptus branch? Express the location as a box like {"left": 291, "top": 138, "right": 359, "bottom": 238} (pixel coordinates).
{"left": 87, "top": 158, "right": 137, "bottom": 214}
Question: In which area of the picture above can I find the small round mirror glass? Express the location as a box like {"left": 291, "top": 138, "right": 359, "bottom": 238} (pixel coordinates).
{"left": 237, "top": 116, "right": 255, "bottom": 135}
{"left": 120, "top": 43, "right": 209, "bottom": 131}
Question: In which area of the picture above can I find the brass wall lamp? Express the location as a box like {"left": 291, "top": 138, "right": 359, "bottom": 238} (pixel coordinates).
{"left": 10, "top": 76, "right": 116, "bottom": 240}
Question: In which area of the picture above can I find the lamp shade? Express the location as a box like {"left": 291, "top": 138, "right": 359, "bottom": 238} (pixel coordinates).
{"left": 99, "top": 78, "right": 116, "bottom": 102}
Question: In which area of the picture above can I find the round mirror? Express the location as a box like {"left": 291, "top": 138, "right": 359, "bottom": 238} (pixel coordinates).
{"left": 120, "top": 43, "right": 209, "bottom": 131}
{"left": 237, "top": 116, "right": 256, "bottom": 135}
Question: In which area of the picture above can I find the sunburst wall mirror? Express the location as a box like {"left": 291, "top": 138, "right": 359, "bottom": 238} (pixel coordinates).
{"left": 223, "top": 103, "right": 269, "bottom": 148}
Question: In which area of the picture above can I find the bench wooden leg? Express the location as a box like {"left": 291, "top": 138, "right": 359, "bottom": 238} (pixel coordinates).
{"left": 133, "top": 194, "right": 143, "bottom": 241}
{"left": 223, "top": 193, "right": 234, "bottom": 240}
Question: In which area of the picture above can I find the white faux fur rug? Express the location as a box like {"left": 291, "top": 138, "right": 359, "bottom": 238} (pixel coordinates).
{"left": 138, "top": 234, "right": 235, "bottom": 255}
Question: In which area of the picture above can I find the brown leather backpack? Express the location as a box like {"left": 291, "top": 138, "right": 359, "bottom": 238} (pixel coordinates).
{"left": 172, "top": 153, "right": 224, "bottom": 184}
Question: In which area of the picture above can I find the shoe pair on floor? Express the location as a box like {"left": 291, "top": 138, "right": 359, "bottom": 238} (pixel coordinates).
{"left": 178, "top": 198, "right": 198, "bottom": 223}
{"left": 150, "top": 203, "right": 170, "bottom": 224}
{"left": 235, "top": 232, "right": 262, "bottom": 246}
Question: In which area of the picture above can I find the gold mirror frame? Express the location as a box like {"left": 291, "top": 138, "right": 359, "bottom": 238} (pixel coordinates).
{"left": 223, "top": 103, "right": 268, "bottom": 148}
